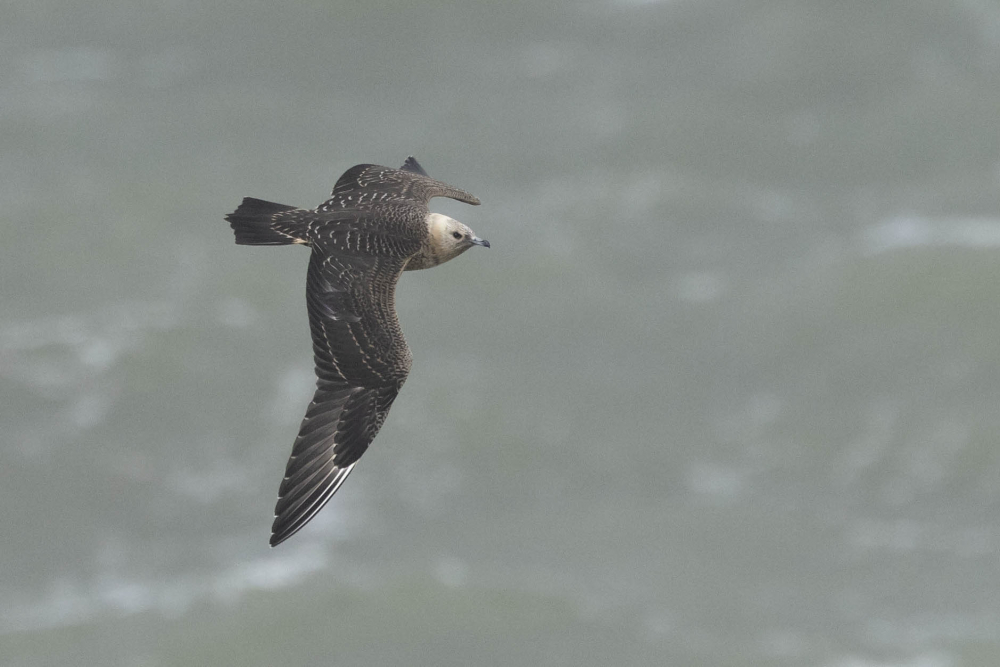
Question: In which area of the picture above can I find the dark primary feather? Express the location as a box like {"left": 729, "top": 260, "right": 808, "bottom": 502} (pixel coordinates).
{"left": 270, "top": 382, "right": 399, "bottom": 546}
{"left": 399, "top": 156, "right": 429, "bottom": 176}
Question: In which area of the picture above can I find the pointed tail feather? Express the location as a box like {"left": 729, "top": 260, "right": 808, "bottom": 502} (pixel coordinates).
{"left": 226, "top": 197, "right": 301, "bottom": 245}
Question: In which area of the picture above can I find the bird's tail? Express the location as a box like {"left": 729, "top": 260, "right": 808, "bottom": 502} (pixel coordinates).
{"left": 226, "top": 197, "right": 300, "bottom": 245}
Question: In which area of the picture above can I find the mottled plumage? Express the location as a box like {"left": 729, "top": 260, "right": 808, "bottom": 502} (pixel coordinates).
{"left": 226, "top": 157, "right": 487, "bottom": 546}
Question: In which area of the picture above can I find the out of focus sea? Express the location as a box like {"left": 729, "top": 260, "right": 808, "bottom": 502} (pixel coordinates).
{"left": 4, "top": 1, "right": 1000, "bottom": 665}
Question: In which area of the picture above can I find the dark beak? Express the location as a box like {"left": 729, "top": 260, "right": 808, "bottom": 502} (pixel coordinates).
{"left": 471, "top": 237, "right": 490, "bottom": 248}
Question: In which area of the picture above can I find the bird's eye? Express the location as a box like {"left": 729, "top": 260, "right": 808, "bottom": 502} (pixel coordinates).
{"left": 452, "top": 231, "right": 463, "bottom": 239}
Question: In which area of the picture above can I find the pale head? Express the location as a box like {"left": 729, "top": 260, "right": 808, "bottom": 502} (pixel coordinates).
{"left": 413, "top": 213, "right": 489, "bottom": 270}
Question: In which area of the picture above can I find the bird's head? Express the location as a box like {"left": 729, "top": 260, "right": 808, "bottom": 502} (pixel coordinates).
{"left": 426, "top": 213, "right": 490, "bottom": 264}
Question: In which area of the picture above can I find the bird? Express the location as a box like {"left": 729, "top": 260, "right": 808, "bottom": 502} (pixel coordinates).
{"left": 225, "top": 157, "right": 488, "bottom": 546}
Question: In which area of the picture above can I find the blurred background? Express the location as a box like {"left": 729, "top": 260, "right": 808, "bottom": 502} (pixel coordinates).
{"left": 4, "top": 1, "right": 1000, "bottom": 665}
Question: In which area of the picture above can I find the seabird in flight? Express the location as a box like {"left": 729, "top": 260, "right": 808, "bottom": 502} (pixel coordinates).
{"left": 226, "top": 157, "right": 488, "bottom": 546}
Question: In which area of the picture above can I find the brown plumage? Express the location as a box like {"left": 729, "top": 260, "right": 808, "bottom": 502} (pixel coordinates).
{"left": 226, "top": 157, "right": 488, "bottom": 546}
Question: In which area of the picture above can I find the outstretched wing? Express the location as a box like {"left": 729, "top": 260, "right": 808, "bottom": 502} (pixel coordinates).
{"left": 318, "top": 157, "right": 480, "bottom": 212}
{"left": 271, "top": 241, "right": 414, "bottom": 546}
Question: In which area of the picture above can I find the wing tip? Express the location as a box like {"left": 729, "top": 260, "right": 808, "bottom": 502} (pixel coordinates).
{"left": 401, "top": 156, "right": 481, "bottom": 205}
{"left": 400, "top": 156, "right": 429, "bottom": 176}
{"left": 267, "top": 462, "right": 359, "bottom": 547}
{"left": 269, "top": 514, "right": 305, "bottom": 547}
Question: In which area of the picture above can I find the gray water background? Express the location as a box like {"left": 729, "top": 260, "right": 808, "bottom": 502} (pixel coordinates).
{"left": 4, "top": 1, "right": 1000, "bottom": 665}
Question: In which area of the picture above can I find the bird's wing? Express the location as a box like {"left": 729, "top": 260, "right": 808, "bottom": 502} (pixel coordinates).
{"left": 270, "top": 242, "right": 414, "bottom": 546}
{"left": 318, "top": 157, "right": 480, "bottom": 211}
